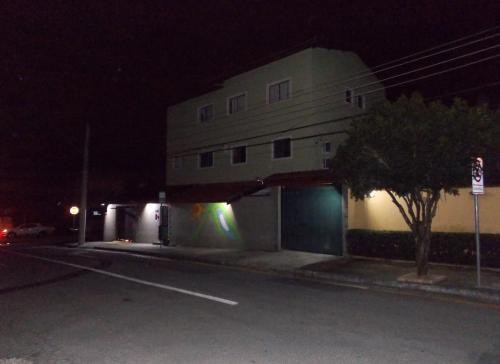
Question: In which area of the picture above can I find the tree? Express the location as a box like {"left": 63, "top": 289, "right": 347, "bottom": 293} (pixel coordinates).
{"left": 333, "top": 93, "right": 498, "bottom": 276}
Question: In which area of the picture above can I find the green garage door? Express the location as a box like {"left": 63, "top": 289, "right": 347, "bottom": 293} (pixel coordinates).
{"left": 281, "top": 186, "right": 343, "bottom": 255}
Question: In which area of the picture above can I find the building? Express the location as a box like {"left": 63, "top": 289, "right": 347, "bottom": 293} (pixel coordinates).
{"left": 164, "top": 47, "right": 385, "bottom": 255}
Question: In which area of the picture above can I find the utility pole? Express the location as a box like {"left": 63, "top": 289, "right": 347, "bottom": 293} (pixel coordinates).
{"left": 78, "top": 122, "right": 90, "bottom": 245}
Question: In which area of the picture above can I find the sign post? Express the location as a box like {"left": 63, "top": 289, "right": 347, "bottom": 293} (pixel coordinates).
{"left": 471, "top": 157, "right": 484, "bottom": 287}
{"left": 158, "top": 191, "right": 168, "bottom": 246}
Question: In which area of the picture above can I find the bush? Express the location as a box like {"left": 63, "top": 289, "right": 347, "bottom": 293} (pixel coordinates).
{"left": 347, "top": 229, "right": 500, "bottom": 268}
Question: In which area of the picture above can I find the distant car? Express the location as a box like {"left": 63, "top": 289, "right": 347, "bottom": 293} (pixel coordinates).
{"left": 6, "top": 223, "right": 55, "bottom": 238}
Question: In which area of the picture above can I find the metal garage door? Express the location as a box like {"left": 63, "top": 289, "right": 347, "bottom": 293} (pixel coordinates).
{"left": 281, "top": 186, "right": 343, "bottom": 255}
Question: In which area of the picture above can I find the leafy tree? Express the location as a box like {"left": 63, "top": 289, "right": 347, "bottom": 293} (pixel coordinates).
{"left": 333, "top": 93, "right": 498, "bottom": 276}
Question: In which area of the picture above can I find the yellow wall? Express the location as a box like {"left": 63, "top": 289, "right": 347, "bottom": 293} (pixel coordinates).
{"left": 348, "top": 187, "right": 500, "bottom": 234}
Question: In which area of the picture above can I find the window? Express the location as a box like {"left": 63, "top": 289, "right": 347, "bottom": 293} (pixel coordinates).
{"left": 228, "top": 94, "right": 246, "bottom": 114}
{"left": 199, "top": 151, "right": 213, "bottom": 168}
{"left": 322, "top": 142, "right": 332, "bottom": 154}
{"left": 356, "top": 94, "right": 365, "bottom": 109}
{"left": 231, "top": 145, "right": 247, "bottom": 165}
{"left": 198, "top": 104, "right": 214, "bottom": 122}
{"left": 273, "top": 138, "right": 291, "bottom": 159}
{"left": 322, "top": 158, "right": 332, "bottom": 169}
{"left": 173, "top": 156, "right": 183, "bottom": 169}
{"left": 345, "top": 88, "right": 353, "bottom": 104}
{"left": 268, "top": 80, "right": 290, "bottom": 103}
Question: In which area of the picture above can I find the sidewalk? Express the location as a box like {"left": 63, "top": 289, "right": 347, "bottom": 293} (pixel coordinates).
{"left": 81, "top": 241, "right": 500, "bottom": 304}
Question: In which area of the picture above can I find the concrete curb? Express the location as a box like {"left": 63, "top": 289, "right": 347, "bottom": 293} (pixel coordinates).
{"left": 293, "top": 270, "right": 500, "bottom": 304}
{"left": 83, "top": 245, "right": 500, "bottom": 304}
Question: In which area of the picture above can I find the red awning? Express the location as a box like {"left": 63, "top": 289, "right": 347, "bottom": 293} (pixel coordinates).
{"left": 166, "top": 169, "right": 335, "bottom": 203}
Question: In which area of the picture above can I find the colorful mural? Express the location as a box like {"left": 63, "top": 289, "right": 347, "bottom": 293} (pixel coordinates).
{"left": 192, "top": 202, "right": 240, "bottom": 241}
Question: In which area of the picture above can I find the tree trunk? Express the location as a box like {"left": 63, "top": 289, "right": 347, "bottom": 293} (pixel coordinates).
{"left": 415, "top": 225, "right": 431, "bottom": 277}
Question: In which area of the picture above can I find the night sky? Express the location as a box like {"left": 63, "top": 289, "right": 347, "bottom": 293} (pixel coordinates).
{"left": 1, "top": 0, "right": 499, "bottom": 222}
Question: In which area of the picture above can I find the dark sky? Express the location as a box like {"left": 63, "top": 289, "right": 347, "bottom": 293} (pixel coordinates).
{"left": 1, "top": 0, "right": 499, "bottom": 219}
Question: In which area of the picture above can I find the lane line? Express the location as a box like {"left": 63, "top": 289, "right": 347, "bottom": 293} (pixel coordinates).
{"left": 68, "top": 247, "right": 371, "bottom": 290}
{"left": 2, "top": 249, "right": 238, "bottom": 306}
{"left": 75, "top": 248, "right": 370, "bottom": 290}
{"left": 79, "top": 247, "right": 369, "bottom": 290}
{"left": 324, "top": 281, "right": 368, "bottom": 290}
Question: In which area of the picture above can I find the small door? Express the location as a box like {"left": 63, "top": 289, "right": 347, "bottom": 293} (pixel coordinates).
{"left": 116, "top": 207, "right": 138, "bottom": 241}
{"left": 281, "top": 186, "right": 343, "bottom": 255}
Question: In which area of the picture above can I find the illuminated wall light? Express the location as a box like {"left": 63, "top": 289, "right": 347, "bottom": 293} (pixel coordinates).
{"left": 368, "top": 190, "right": 377, "bottom": 198}
{"left": 145, "top": 203, "right": 156, "bottom": 212}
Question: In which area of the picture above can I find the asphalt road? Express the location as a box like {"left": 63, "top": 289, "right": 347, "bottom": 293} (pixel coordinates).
{"left": 0, "top": 245, "right": 499, "bottom": 364}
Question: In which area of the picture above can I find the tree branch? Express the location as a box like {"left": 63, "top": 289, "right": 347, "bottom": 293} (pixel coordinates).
{"left": 386, "top": 189, "right": 415, "bottom": 234}
{"left": 402, "top": 194, "right": 418, "bottom": 227}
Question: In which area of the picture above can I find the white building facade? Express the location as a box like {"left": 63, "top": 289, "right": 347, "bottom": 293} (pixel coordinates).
{"left": 166, "top": 47, "right": 384, "bottom": 254}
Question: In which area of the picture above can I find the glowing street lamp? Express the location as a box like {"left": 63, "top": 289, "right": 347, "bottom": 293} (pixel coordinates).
{"left": 70, "top": 206, "right": 79, "bottom": 230}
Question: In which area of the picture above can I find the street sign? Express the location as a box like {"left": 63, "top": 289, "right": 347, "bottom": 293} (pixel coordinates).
{"left": 472, "top": 157, "right": 484, "bottom": 195}
{"left": 471, "top": 157, "right": 484, "bottom": 287}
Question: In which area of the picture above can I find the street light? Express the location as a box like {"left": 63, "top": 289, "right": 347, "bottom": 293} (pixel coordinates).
{"left": 70, "top": 206, "right": 79, "bottom": 231}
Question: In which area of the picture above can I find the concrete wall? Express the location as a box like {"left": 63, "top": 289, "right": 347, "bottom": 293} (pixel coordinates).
{"left": 103, "top": 203, "right": 161, "bottom": 243}
{"left": 348, "top": 187, "right": 500, "bottom": 234}
{"left": 166, "top": 47, "right": 384, "bottom": 186}
{"left": 135, "top": 203, "right": 161, "bottom": 244}
{"left": 103, "top": 205, "right": 117, "bottom": 241}
{"left": 168, "top": 188, "right": 280, "bottom": 250}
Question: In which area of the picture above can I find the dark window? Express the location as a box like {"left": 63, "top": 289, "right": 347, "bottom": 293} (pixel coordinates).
{"left": 356, "top": 95, "right": 365, "bottom": 109}
{"left": 322, "top": 158, "right": 332, "bottom": 169}
{"left": 199, "top": 152, "right": 213, "bottom": 168}
{"left": 323, "top": 142, "right": 331, "bottom": 153}
{"left": 273, "top": 138, "right": 291, "bottom": 159}
{"left": 173, "top": 157, "right": 183, "bottom": 169}
{"left": 199, "top": 104, "right": 214, "bottom": 122}
{"left": 228, "top": 94, "right": 246, "bottom": 114}
{"left": 232, "top": 146, "right": 247, "bottom": 164}
{"left": 269, "top": 80, "right": 290, "bottom": 103}
{"left": 345, "top": 89, "right": 353, "bottom": 104}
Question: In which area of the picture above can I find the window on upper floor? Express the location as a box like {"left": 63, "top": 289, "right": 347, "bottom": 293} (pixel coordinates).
{"left": 322, "top": 158, "right": 333, "bottom": 169}
{"left": 268, "top": 79, "right": 290, "bottom": 103}
{"left": 345, "top": 88, "right": 353, "bottom": 104}
{"left": 322, "top": 142, "right": 332, "bottom": 154}
{"left": 228, "top": 94, "right": 246, "bottom": 114}
{"left": 198, "top": 104, "right": 214, "bottom": 122}
{"left": 173, "top": 156, "right": 183, "bottom": 169}
{"left": 356, "top": 94, "right": 365, "bottom": 109}
{"left": 272, "top": 137, "right": 292, "bottom": 159}
{"left": 199, "top": 151, "right": 214, "bottom": 168}
{"left": 231, "top": 145, "right": 247, "bottom": 165}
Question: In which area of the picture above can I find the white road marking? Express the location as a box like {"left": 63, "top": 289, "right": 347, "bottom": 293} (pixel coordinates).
{"left": 64, "top": 247, "right": 371, "bottom": 290}
{"left": 328, "top": 281, "right": 368, "bottom": 290}
{"left": 2, "top": 249, "right": 238, "bottom": 306}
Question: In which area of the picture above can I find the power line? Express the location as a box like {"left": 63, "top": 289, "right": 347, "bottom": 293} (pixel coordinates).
{"left": 168, "top": 52, "right": 500, "bottom": 160}
{"left": 169, "top": 41, "right": 500, "bottom": 145}
{"left": 173, "top": 114, "right": 357, "bottom": 158}
{"left": 167, "top": 51, "right": 500, "bottom": 156}
{"left": 170, "top": 29, "right": 500, "bottom": 125}
{"left": 428, "top": 81, "right": 500, "bottom": 100}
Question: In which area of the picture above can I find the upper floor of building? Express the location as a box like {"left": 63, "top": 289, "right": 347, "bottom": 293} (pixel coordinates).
{"left": 166, "top": 47, "right": 385, "bottom": 186}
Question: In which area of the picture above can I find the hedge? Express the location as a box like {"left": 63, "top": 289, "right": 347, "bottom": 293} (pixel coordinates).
{"left": 347, "top": 229, "right": 500, "bottom": 268}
